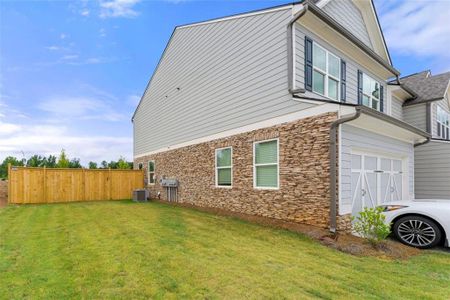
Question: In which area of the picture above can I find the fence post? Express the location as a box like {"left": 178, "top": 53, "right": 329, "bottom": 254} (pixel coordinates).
{"left": 82, "top": 168, "right": 85, "bottom": 201}
{"left": 7, "top": 163, "right": 11, "bottom": 203}
{"left": 43, "top": 166, "right": 47, "bottom": 203}
{"left": 109, "top": 168, "right": 112, "bottom": 200}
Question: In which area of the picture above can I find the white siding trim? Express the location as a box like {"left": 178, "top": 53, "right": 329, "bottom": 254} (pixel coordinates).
{"left": 134, "top": 103, "right": 354, "bottom": 158}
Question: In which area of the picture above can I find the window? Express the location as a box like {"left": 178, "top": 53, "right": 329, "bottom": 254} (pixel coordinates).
{"left": 362, "top": 74, "right": 381, "bottom": 110}
{"left": 254, "top": 139, "right": 279, "bottom": 189}
{"left": 148, "top": 161, "right": 155, "bottom": 185}
{"left": 215, "top": 147, "right": 232, "bottom": 187}
{"left": 437, "top": 106, "right": 450, "bottom": 140}
{"left": 312, "top": 43, "right": 340, "bottom": 100}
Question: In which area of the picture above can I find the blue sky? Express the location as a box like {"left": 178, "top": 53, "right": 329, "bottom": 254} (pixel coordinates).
{"left": 1, "top": 0, "right": 449, "bottom": 164}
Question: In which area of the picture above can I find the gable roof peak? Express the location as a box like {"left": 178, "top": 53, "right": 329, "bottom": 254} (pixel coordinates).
{"left": 401, "top": 70, "right": 450, "bottom": 106}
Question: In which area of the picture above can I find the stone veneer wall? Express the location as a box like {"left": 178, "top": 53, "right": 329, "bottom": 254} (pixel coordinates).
{"left": 135, "top": 112, "right": 350, "bottom": 230}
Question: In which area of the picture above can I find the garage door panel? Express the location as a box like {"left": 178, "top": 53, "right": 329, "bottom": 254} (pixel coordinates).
{"left": 351, "top": 153, "right": 405, "bottom": 216}
{"left": 364, "top": 156, "right": 377, "bottom": 170}
{"left": 365, "top": 173, "right": 378, "bottom": 208}
{"left": 351, "top": 154, "right": 361, "bottom": 169}
{"left": 393, "top": 174, "right": 403, "bottom": 201}
{"left": 380, "top": 173, "right": 390, "bottom": 203}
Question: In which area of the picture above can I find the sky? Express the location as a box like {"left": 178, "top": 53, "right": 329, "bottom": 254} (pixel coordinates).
{"left": 1, "top": 0, "right": 449, "bottom": 165}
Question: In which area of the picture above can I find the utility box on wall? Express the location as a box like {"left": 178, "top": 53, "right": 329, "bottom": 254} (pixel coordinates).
{"left": 160, "top": 178, "right": 178, "bottom": 202}
{"left": 160, "top": 178, "right": 178, "bottom": 187}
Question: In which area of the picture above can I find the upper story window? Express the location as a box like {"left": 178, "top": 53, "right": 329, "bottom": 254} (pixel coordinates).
{"left": 361, "top": 73, "right": 381, "bottom": 111}
{"left": 312, "top": 43, "right": 340, "bottom": 101}
{"left": 215, "top": 147, "right": 232, "bottom": 187}
{"left": 437, "top": 106, "right": 449, "bottom": 140}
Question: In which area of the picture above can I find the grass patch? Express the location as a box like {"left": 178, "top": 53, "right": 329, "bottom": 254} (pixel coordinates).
{"left": 1, "top": 201, "right": 449, "bottom": 299}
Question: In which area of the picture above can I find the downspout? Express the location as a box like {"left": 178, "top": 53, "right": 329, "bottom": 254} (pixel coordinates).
{"left": 287, "top": 4, "right": 308, "bottom": 95}
{"left": 329, "top": 107, "right": 362, "bottom": 234}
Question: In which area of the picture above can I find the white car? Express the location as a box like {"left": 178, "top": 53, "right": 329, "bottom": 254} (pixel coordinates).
{"left": 379, "top": 200, "right": 450, "bottom": 249}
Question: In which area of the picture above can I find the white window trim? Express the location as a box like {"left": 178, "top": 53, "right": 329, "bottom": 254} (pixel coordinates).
{"left": 362, "top": 73, "right": 381, "bottom": 111}
{"left": 437, "top": 106, "right": 450, "bottom": 140}
{"left": 215, "top": 146, "right": 233, "bottom": 188}
{"left": 312, "top": 42, "right": 341, "bottom": 101}
{"left": 253, "top": 138, "right": 280, "bottom": 190}
{"left": 148, "top": 160, "right": 155, "bottom": 185}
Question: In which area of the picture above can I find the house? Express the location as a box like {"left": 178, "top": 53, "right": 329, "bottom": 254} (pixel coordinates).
{"left": 389, "top": 71, "right": 450, "bottom": 199}
{"left": 132, "top": 0, "right": 437, "bottom": 232}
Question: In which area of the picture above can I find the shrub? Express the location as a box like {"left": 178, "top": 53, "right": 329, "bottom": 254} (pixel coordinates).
{"left": 352, "top": 207, "right": 391, "bottom": 247}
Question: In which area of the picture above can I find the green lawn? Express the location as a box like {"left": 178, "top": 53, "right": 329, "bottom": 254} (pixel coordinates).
{"left": 1, "top": 201, "right": 449, "bottom": 299}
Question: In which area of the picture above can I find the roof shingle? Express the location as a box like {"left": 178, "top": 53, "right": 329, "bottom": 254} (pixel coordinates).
{"left": 399, "top": 70, "right": 450, "bottom": 106}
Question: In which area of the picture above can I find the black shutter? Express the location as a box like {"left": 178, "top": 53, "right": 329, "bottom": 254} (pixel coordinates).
{"left": 380, "top": 85, "right": 384, "bottom": 112}
{"left": 304, "top": 36, "right": 313, "bottom": 91}
{"left": 340, "top": 60, "right": 346, "bottom": 102}
{"left": 357, "top": 70, "right": 363, "bottom": 105}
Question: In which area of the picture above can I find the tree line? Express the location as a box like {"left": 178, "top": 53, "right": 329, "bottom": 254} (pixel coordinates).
{"left": 0, "top": 150, "right": 133, "bottom": 179}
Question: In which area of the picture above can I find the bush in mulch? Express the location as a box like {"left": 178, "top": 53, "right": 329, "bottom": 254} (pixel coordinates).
{"left": 151, "top": 199, "right": 420, "bottom": 260}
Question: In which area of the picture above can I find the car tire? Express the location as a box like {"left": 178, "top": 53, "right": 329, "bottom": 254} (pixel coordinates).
{"left": 393, "top": 216, "right": 442, "bottom": 249}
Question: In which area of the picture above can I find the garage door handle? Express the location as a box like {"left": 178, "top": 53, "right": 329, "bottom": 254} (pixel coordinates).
{"left": 374, "top": 170, "right": 384, "bottom": 173}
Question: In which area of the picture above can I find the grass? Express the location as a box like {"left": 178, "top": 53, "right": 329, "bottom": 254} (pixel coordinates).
{"left": 0, "top": 201, "right": 449, "bottom": 299}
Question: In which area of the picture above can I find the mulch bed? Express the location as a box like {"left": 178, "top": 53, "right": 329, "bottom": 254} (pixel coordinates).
{"left": 153, "top": 199, "right": 421, "bottom": 260}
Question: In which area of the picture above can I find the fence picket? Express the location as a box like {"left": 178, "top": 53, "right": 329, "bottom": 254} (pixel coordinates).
{"left": 8, "top": 167, "right": 144, "bottom": 204}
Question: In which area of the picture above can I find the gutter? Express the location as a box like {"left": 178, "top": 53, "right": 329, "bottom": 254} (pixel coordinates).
{"left": 287, "top": 1, "right": 400, "bottom": 94}
{"left": 329, "top": 107, "right": 362, "bottom": 234}
{"left": 414, "top": 137, "right": 430, "bottom": 148}
{"left": 287, "top": 5, "right": 308, "bottom": 93}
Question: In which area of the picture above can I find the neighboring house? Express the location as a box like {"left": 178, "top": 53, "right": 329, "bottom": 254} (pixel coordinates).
{"left": 133, "top": 0, "right": 432, "bottom": 232}
{"left": 389, "top": 71, "right": 450, "bottom": 199}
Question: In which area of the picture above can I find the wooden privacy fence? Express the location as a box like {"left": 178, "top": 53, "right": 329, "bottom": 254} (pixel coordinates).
{"left": 7, "top": 164, "right": 144, "bottom": 204}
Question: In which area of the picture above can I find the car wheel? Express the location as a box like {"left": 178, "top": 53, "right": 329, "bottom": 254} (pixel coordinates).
{"left": 393, "top": 216, "right": 442, "bottom": 249}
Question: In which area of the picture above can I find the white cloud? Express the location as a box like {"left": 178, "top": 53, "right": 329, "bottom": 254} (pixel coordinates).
{"left": 0, "top": 87, "right": 133, "bottom": 164}
{"left": 0, "top": 122, "right": 132, "bottom": 164}
{"left": 61, "top": 54, "right": 79, "bottom": 60}
{"left": 46, "top": 46, "right": 60, "bottom": 51}
{"left": 60, "top": 33, "right": 67, "bottom": 39}
{"left": 64, "top": 57, "right": 118, "bottom": 65}
{"left": 81, "top": 9, "right": 90, "bottom": 16}
{"left": 99, "top": 28, "right": 106, "bottom": 37}
{"left": 99, "top": 0, "right": 141, "bottom": 18}
{"left": 0, "top": 121, "right": 21, "bottom": 134}
{"left": 38, "top": 96, "right": 125, "bottom": 122}
{"left": 379, "top": 0, "right": 450, "bottom": 71}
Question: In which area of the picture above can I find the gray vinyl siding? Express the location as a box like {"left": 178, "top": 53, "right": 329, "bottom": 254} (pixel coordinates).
{"left": 340, "top": 124, "right": 414, "bottom": 212}
{"left": 415, "top": 140, "right": 450, "bottom": 199}
{"left": 133, "top": 8, "right": 315, "bottom": 156}
{"left": 402, "top": 103, "right": 427, "bottom": 132}
{"left": 322, "top": 0, "right": 373, "bottom": 49}
{"left": 431, "top": 96, "right": 450, "bottom": 138}
{"left": 391, "top": 96, "right": 403, "bottom": 120}
{"left": 294, "top": 24, "right": 387, "bottom": 111}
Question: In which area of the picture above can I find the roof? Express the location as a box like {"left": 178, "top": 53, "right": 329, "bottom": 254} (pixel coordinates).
{"left": 399, "top": 71, "right": 450, "bottom": 106}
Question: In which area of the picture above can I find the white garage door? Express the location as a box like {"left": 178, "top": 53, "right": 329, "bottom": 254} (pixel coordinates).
{"left": 351, "top": 153, "right": 404, "bottom": 215}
